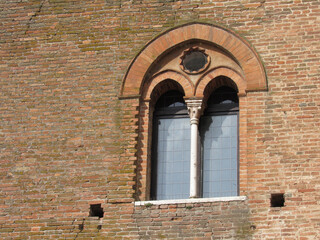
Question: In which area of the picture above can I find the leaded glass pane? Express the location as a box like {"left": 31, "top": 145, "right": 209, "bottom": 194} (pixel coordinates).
{"left": 201, "top": 114, "right": 238, "bottom": 198}
{"left": 156, "top": 118, "right": 190, "bottom": 200}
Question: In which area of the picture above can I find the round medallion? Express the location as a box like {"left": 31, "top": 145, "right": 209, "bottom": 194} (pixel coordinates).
{"left": 180, "top": 47, "right": 210, "bottom": 74}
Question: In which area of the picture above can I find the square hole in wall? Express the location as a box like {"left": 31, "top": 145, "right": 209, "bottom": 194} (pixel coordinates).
{"left": 270, "top": 193, "right": 285, "bottom": 207}
{"left": 89, "top": 204, "right": 104, "bottom": 218}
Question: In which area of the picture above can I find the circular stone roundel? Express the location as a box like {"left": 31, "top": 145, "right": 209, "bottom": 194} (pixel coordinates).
{"left": 180, "top": 47, "right": 210, "bottom": 75}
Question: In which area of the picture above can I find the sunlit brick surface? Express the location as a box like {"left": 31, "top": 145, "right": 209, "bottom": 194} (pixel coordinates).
{"left": 1, "top": 0, "right": 320, "bottom": 239}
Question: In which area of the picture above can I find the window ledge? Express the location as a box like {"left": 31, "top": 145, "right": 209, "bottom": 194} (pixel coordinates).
{"left": 134, "top": 196, "right": 247, "bottom": 206}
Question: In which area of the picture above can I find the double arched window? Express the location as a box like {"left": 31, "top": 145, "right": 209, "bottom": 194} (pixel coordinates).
{"left": 119, "top": 23, "right": 267, "bottom": 201}
{"left": 152, "top": 86, "right": 239, "bottom": 200}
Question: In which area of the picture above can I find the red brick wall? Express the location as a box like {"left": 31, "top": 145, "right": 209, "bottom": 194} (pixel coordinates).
{"left": 134, "top": 199, "right": 251, "bottom": 239}
{"left": 1, "top": 0, "right": 320, "bottom": 239}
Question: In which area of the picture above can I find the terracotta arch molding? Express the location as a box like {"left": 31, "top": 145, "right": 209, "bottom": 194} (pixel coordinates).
{"left": 195, "top": 67, "right": 247, "bottom": 97}
{"left": 120, "top": 22, "right": 267, "bottom": 98}
{"left": 143, "top": 70, "right": 194, "bottom": 101}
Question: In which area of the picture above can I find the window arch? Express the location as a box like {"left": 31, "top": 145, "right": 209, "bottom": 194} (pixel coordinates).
{"left": 120, "top": 22, "right": 267, "bottom": 99}
{"left": 120, "top": 22, "right": 267, "bottom": 201}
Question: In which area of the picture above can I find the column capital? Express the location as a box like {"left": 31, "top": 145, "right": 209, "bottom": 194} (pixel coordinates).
{"left": 185, "top": 99, "right": 203, "bottom": 124}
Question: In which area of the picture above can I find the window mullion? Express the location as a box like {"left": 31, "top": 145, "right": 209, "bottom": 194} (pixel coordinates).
{"left": 185, "top": 99, "right": 203, "bottom": 198}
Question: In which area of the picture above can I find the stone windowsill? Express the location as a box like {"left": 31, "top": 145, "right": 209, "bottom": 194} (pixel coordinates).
{"left": 134, "top": 196, "right": 247, "bottom": 206}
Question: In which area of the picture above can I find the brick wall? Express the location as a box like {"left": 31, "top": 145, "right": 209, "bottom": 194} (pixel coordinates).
{"left": 1, "top": 0, "right": 320, "bottom": 239}
{"left": 134, "top": 199, "right": 251, "bottom": 239}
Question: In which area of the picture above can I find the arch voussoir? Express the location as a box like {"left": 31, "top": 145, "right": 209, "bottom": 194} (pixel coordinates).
{"left": 120, "top": 22, "right": 267, "bottom": 98}
{"left": 195, "top": 67, "right": 247, "bottom": 98}
{"left": 143, "top": 71, "right": 194, "bottom": 101}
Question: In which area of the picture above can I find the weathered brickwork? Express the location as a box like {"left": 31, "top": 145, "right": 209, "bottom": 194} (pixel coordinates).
{"left": 134, "top": 200, "right": 251, "bottom": 239}
{"left": 0, "top": 0, "right": 320, "bottom": 239}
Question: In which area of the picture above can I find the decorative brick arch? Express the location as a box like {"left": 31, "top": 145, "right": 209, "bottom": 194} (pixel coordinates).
{"left": 195, "top": 67, "right": 247, "bottom": 97}
{"left": 120, "top": 22, "right": 267, "bottom": 98}
{"left": 143, "top": 70, "right": 194, "bottom": 101}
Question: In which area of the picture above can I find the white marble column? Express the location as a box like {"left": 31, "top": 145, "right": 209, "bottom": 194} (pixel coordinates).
{"left": 185, "top": 99, "right": 203, "bottom": 198}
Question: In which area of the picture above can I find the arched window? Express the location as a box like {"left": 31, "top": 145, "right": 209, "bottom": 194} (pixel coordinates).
{"left": 151, "top": 91, "right": 190, "bottom": 200}
{"left": 151, "top": 87, "right": 239, "bottom": 200}
{"left": 200, "top": 87, "right": 239, "bottom": 198}
{"left": 120, "top": 23, "right": 267, "bottom": 202}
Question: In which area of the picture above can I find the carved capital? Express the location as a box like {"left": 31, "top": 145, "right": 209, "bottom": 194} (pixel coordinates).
{"left": 185, "top": 99, "right": 203, "bottom": 125}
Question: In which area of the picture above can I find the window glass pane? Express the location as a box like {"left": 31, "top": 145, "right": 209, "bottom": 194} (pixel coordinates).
{"left": 182, "top": 51, "right": 208, "bottom": 72}
{"left": 155, "top": 91, "right": 186, "bottom": 109}
{"left": 201, "top": 114, "right": 238, "bottom": 198}
{"left": 156, "top": 118, "right": 190, "bottom": 200}
{"left": 207, "top": 86, "right": 239, "bottom": 105}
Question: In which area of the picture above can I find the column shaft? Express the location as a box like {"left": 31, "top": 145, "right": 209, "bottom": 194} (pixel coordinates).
{"left": 185, "top": 99, "right": 203, "bottom": 198}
